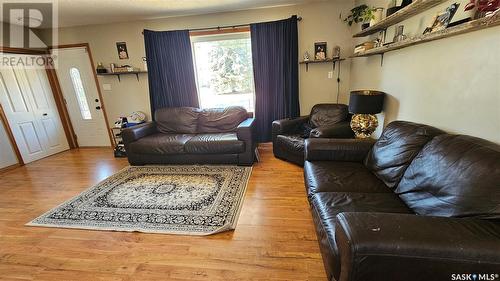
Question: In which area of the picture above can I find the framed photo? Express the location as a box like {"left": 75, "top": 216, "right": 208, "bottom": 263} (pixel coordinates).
{"left": 116, "top": 42, "right": 129, "bottom": 59}
{"left": 314, "top": 42, "right": 327, "bottom": 61}
{"left": 423, "top": 3, "right": 460, "bottom": 34}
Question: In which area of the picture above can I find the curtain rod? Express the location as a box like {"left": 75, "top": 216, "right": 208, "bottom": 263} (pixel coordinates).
{"left": 142, "top": 16, "right": 302, "bottom": 35}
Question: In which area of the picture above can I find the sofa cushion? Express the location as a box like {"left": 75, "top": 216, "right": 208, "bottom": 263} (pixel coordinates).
{"left": 311, "top": 192, "right": 412, "bottom": 280}
{"left": 275, "top": 134, "right": 305, "bottom": 155}
{"left": 364, "top": 121, "right": 444, "bottom": 189}
{"left": 197, "top": 106, "right": 248, "bottom": 133}
{"left": 309, "top": 104, "right": 349, "bottom": 128}
{"left": 155, "top": 107, "right": 200, "bottom": 134}
{"left": 128, "top": 133, "right": 193, "bottom": 155}
{"left": 396, "top": 134, "right": 500, "bottom": 220}
{"left": 184, "top": 133, "right": 245, "bottom": 154}
{"left": 304, "top": 161, "right": 390, "bottom": 198}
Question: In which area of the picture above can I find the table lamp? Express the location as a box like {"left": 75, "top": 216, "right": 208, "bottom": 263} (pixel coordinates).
{"left": 348, "top": 90, "right": 385, "bottom": 138}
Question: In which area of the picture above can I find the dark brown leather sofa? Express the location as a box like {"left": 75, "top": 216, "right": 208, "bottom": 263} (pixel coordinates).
{"left": 272, "top": 104, "right": 354, "bottom": 166}
{"left": 304, "top": 121, "right": 500, "bottom": 281}
{"left": 122, "top": 106, "right": 255, "bottom": 166}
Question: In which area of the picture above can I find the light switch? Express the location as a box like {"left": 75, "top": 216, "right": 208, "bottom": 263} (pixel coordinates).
{"left": 102, "top": 84, "right": 112, "bottom": 91}
{"left": 328, "top": 71, "right": 333, "bottom": 79}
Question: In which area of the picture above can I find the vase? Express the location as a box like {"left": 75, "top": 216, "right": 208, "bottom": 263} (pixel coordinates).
{"left": 370, "top": 8, "right": 384, "bottom": 26}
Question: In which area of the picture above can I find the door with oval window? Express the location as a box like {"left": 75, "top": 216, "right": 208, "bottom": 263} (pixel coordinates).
{"left": 53, "top": 47, "right": 110, "bottom": 147}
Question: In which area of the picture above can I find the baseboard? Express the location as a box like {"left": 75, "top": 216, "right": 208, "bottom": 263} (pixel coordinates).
{"left": 0, "top": 163, "right": 21, "bottom": 173}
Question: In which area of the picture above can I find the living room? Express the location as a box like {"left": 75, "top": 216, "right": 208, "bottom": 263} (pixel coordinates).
{"left": 0, "top": 0, "right": 498, "bottom": 280}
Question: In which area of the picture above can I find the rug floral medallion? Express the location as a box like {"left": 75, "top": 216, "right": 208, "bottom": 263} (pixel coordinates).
{"left": 28, "top": 165, "right": 252, "bottom": 235}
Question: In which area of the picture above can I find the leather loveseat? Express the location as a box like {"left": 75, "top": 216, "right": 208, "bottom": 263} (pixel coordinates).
{"left": 272, "top": 104, "right": 354, "bottom": 166}
{"left": 304, "top": 121, "right": 500, "bottom": 281}
{"left": 122, "top": 106, "right": 255, "bottom": 166}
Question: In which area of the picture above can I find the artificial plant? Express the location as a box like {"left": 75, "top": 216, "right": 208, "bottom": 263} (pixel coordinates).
{"left": 344, "top": 5, "right": 376, "bottom": 26}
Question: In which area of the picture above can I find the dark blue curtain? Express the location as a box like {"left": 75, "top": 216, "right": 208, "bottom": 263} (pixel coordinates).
{"left": 143, "top": 29, "right": 199, "bottom": 116}
{"left": 250, "top": 15, "right": 299, "bottom": 142}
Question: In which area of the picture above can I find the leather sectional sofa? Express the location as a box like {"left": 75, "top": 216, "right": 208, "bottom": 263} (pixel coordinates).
{"left": 122, "top": 106, "right": 255, "bottom": 166}
{"left": 304, "top": 121, "right": 500, "bottom": 281}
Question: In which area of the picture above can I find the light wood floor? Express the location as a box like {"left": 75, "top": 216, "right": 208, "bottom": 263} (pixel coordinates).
{"left": 0, "top": 143, "right": 326, "bottom": 281}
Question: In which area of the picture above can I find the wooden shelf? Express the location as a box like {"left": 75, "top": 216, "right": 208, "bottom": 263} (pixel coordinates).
{"left": 299, "top": 58, "right": 344, "bottom": 64}
{"left": 299, "top": 58, "right": 345, "bottom": 71}
{"left": 97, "top": 71, "right": 147, "bottom": 82}
{"left": 353, "top": 0, "right": 447, "bottom": 37}
{"left": 351, "top": 14, "right": 500, "bottom": 58}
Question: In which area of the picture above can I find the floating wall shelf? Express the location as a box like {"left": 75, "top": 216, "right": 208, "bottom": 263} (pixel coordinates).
{"left": 353, "top": 0, "right": 447, "bottom": 37}
{"left": 351, "top": 14, "right": 500, "bottom": 58}
{"left": 299, "top": 58, "right": 345, "bottom": 71}
{"left": 97, "top": 71, "right": 147, "bottom": 82}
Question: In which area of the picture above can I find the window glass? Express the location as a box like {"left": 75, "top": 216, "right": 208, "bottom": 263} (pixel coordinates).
{"left": 69, "top": 67, "right": 92, "bottom": 120}
{"left": 192, "top": 33, "right": 255, "bottom": 112}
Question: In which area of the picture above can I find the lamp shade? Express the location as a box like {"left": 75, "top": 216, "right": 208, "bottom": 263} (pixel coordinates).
{"left": 348, "top": 90, "right": 385, "bottom": 114}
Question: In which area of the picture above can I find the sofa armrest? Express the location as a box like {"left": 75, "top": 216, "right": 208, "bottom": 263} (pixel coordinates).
{"left": 121, "top": 122, "right": 157, "bottom": 144}
{"left": 309, "top": 121, "right": 354, "bottom": 138}
{"left": 237, "top": 118, "right": 255, "bottom": 141}
{"left": 335, "top": 212, "right": 500, "bottom": 281}
{"left": 237, "top": 118, "right": 255, "bottom": 165}
{"left": 272, "top": 116, "right": 309, "bottom": 137}
{"left": 305, "top": 138, "right": 375, "bottom": 162}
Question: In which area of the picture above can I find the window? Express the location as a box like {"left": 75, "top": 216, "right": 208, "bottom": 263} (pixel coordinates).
{"left": 191, "top": 32, "right": 255, "bottom": 112}
{"left": 69, "top": 67, "right": 92, "bottom": 120}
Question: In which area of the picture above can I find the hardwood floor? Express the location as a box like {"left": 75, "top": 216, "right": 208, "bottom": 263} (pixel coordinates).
{"left": 0, "top": 144, "right": 326, "bottom": 281}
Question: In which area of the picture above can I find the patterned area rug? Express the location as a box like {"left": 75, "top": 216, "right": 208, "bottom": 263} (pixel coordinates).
{"left": 28, "top": 165, "right": 252, "bottom": 235}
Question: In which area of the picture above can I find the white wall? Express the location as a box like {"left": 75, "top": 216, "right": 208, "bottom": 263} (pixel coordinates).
{"left": 0, "top": 121, "right": 18, "bottom": 169}
{"left": 1, "top": 23, "right": 23, "bottom": 169}
{"left": 350, "top": 0, "right": 500, "bottom": 142}
{"left": 44, "top": 1, "right": 355, "bottom": 126}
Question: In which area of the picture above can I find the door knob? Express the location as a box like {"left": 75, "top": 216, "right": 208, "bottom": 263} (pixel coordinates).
{"left": 95, "top": 98, "right": 99, "bottom": 102}
{"left": 96, "top": 106, "right": 101, "bottom": 110}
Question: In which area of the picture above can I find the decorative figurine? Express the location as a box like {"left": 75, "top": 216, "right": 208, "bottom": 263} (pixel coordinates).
{"left": 393, "top": 25, "right": 407, "bottom": 42}
{"left": 375, "top": 30, "right": 385, "bottom": 47}
{"left": 142, "top": 57, "right": 148, "bottom": 71}
{"left": 303, "top": 51, "right": 310, "bottom": 62}
{"left": 333, "top": 46, "right": 341, "bottom": 59}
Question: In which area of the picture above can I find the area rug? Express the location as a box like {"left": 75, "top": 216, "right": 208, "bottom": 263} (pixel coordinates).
{"left": 27, "top": 165, "right": 252, "bottom": 235}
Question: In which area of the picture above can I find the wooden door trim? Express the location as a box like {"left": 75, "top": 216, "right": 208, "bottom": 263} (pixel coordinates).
{"left": 45, "top": 68, "right": 78, "bottom": 148}
{"left": 0, "top": 103, "right": 24, "bottom": 165}
{"left": 51, "top": 43, "right": 113, "bottom": 147}
{"left": 189, "top": 27, "right": 250, "bottom": 37}
{"left": 0, "top": 47, "right": 47, "bottom": 55}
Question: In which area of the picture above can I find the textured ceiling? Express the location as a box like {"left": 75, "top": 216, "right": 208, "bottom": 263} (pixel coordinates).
{"left": 1, "top": 0, "right": 319, "bottom": 28}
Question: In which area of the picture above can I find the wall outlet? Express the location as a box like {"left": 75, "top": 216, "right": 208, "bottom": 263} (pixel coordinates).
{"left": 328, "top": 71, "right": 333, "bottom": 79}
{"left": 102, "top": 84, "right": 112, "bottom": 91}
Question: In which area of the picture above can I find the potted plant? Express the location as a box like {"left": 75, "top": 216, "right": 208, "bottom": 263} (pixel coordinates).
{"left": 344, "top": 5, "right": 376, "bottom": 30}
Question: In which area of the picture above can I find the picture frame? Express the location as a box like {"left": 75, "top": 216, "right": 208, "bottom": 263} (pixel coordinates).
{"left": 116, "top": 42, "right": 129, "bottom": 59}
{"left": 423, "top": 3, "right": 460, "bottom": 34}
{"left": 314, "top": 42, "right": 327, "bottom": 61}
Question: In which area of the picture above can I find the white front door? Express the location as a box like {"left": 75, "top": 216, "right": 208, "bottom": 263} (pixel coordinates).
{"left": 53, "top": 48, "right": 110, "bottom": 147}
{"left": 0, "top": 54, "right": 69, "bottom": 163}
